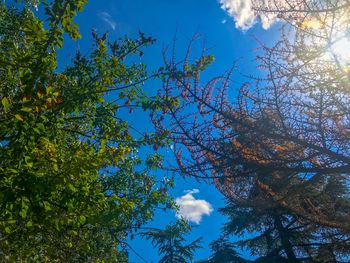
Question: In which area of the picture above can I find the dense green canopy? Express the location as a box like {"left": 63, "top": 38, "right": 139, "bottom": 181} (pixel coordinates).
{"left": 0, "top": 0, "right": 175, "bottom": 261}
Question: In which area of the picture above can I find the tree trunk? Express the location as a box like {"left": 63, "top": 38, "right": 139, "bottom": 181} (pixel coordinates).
{"left": 274, "top": 215, "right": 298, "bottom": 263}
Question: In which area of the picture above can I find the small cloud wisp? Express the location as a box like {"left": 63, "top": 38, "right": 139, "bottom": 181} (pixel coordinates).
{"left": 98, "top": 11, "right": 117, "bottom": 31}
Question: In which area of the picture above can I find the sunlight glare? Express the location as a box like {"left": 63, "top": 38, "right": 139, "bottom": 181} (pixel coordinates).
{"left": 330, "top": 36, "right": 350, "bottom": 65}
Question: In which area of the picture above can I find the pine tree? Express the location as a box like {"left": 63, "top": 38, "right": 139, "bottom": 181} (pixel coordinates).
{"left": 141, "top": 220, "right": 202, "bottom": 263}
{"left": 208, "top": 236, "right": 249, "bottom": 263}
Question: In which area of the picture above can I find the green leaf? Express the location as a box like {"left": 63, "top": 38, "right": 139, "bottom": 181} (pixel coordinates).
{"left": 67, "top": 184, "right": 77, "bottom": 192}
{"left": 20, "top": 107, "right": 32, "bottom": 112}
{"left": 79, "top": 215, "right": 86, "bottom": 225}
{"left": 2, "top": 97, "right": 10, "bottom": 110}
{"left": 52, "top": 163, "right": 58, "bottom": 172}
{"left": 15, "top": 114, "right": 24, "bottom": 122}
{"left": 26, "top": 221, "right": 33, "bottom": 228}
{"left": 4, "top": 227, "right": 11, "bottom": 234}
{"left": 46, "top": 86, "right": 55, "bottom": 94}
{"left": 24, "top": 156, "right": 33, "bottom": 168}
{"left": 36, "top": 123, "right": 45, "bottom": 131}
{"left": 20, "top": 208, "right": 27, "bottom": 219}
{"left": 43, "top": 201, "right": 51, "bottom": 211}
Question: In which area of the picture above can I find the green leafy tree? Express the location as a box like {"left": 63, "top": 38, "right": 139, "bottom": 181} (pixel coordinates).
{"left": 141, "top": 220, "right": 202, "bottom": 263}
{"left": 0, "top": 0, "right": 175, "bottom": 261}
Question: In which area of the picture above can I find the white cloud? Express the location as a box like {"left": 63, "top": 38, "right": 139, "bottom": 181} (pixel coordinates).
{"left": 175, "top": 189, "right": 213, "bottom": 224}
{"left": 219, "top": 0, "right": 278, "bottom": 30}
{"left": 98, "top": 12, "right": 117, "bottom": 31}
{"left": 185, "top": 189, "right": 200, "bottom": 194}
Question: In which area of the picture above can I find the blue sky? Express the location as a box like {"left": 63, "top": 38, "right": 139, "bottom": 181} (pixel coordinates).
{"left": 47, "top": 0, "right": 279, "bottom": 261}
{"left": 6, "top": 0, "right": 350, "bottom": 261}
{"left": 68, "top": 1, "right": 280, "bottom": 262}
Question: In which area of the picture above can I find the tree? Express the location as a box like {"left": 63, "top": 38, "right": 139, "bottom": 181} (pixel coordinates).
{"left": 141, "top": 220, "right": 202, "bottom": 263}
{"left": 207, "top": 236, "right": 249, "bottom": 263}
{"left": 0, "top": 0, "right": 175, "bottom": 261}
{"left": 152, "top": 0, "right": 350, "bottom": 261}
{"left": 220, "top": 179, "right": 350, "bottom": 262}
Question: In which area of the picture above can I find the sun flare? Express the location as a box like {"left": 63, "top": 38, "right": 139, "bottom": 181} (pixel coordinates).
{"left": 301, "top": 15, "right": 350, "bottom": 66}
{"left": 330, "top": 36, "right": 350, "bottom": 65}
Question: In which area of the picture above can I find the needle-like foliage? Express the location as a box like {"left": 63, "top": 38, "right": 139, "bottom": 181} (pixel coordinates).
{"left": 141, "top": 220, "right": 202, "bottom": 263}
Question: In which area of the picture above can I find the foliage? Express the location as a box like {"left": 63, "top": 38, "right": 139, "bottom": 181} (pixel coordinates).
{"left": 0, "top": 0, "right": 175, "bottom": 261}
{"left": 207, "top": 236, "right": 249, "bottom": 263}
{"left": 221, "top": 186, "right": 350, "bottom": 262}
{"left": 153, "top": 0, "right": 350, "bottom": 262}
{"left": 141, "top": 220, "right": 202, "bottom": 263}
